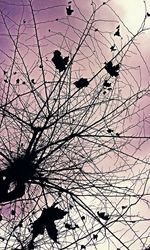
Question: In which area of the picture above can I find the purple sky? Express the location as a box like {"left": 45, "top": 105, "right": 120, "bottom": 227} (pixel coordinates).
{"left": 0, "top": 1, "right": 150, "bottom": 249}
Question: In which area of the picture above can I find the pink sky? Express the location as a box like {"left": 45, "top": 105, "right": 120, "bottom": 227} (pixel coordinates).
{"left": 0, "top": 1, "right": 150, "bottom": 250}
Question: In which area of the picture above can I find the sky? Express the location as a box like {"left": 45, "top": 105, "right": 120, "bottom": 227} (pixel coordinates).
{"left": 0, "top": 1, "right": 150, "bottom": 250}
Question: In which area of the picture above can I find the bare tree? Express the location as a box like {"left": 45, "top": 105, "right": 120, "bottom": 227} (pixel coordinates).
{"left": 0, "top": 0, "right": 150, "bottom": 249}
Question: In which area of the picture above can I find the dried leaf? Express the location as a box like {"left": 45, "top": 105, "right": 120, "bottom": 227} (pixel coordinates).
{"left": 46, "top": 206, "right": 68, "bottom": 220}
{"left": 81, "top": 216, "right": 85, "bottom": 220}
{"left": 74, "top": 78, "right": 89, "bottom": 89}
{"left": 103, "top": 80, "right": 111, "bottom": 88}
{"left": 122, "top": 206, "right": 127, "bottom": 210}
{"left": 97, "top": 211, "right": 110, "bottom": 221}
{"left": 114, "top": 29, "right": 120, "bottom": 37}
{"left": 46, "top": 221, "right": 58, "bottom": 242}
{"left": 107, "top": 129, "right": 113, "bottom": 133}
{"left": 93, "top": 234, "right": 98, "bottom": 240}
{"left": 32, "top": 216, "right": 45, "bottom": 240}
{"left": 110, "top": 45, "right": 116, "bottom": 51}
{"left": 66, "top": 5, "right": 74, "bottom": 16}
{"left": 52, "top": 50, "right": 69, "bottom": 72}
{"left": 105, "top": 61, "right": 120, "bottom": 77}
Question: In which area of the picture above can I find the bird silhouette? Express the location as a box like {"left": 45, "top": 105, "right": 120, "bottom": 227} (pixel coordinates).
{"left": 52, "top": 50, "right": 69, "bottom": 72}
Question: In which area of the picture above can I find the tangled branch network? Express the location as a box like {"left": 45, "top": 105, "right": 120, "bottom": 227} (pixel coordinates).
{"left": 0, "top": 0, "right": 150, "bottom": 249}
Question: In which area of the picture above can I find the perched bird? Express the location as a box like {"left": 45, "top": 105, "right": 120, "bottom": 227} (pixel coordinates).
{"left": 52, "top": 50, "right": 69, "bottom": 72}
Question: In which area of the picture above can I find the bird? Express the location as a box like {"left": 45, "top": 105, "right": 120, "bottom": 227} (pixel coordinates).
{"left": 52, "top": 50, "right": 69, "bottom": 72}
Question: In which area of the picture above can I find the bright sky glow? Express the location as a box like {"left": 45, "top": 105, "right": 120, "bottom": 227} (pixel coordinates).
{"left": 114, "top": 0, "right": 146, "bottom": 32}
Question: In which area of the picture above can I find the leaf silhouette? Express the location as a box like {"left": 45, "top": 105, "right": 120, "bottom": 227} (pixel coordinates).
{"left": 122, "top": 205, "right": 127, "bottom": 210}
{"left": 107, "top": 128, "right": 113, "bottom": 133}
{"left": 31, "top": 79, "right": 35, "bottom": 84}
{"left": 46, "top": 206, "right": 68, "bottom": 220}
{"left": 32, "top": 216, "right": 45, "bottom": 240}
{"left": 30, "top": 205, "right": 68, "bottom": 245}
{"left": 145, "top": 246, "right": 150, "bottom": 250}
{"left": 46, "top": 221, "right": 58, "bottom": 242}
{"left": 114, "top": 29, "right": 120, "bottom": 37}
{"left": 65, "top": 223, "right": 73, "bottom": 229}
{"left": 63, "top": 56, "right": 69, "bottom": 65}
{"left": 65, "top": 223, "right": 79, "bottom": 230}
{"left": 74, "top": 78, "right": 89, "bottom": 88}
{"left": 97, "top": 211, "right": 110, "bottom": 221}
{"left": 104, "top": 61, "right": 120, "bottom": 77}
{"left": 52, "top": 50, "right": 69, "bottom": 72}
{"left": 81, "top": 215, "right": 85, "bottom": 220}
{"left": 93, "top": 234, "right": 98, "bottom": 240}
{"left": 110, "top": 44, "right": 116, "bottom": 51}
{"left": 103, "top": 80, "right": 111, "bottom": 88}
{"left": 66, "top": 5, "right": 74, "bottom": 16}
{"left": 11, "top": 210, "right": 15, "bottom": 215}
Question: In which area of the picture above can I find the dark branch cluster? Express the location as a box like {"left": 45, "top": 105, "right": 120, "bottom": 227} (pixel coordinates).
{"left": 0, "top": 150, "right": 46, "bottom": 203}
